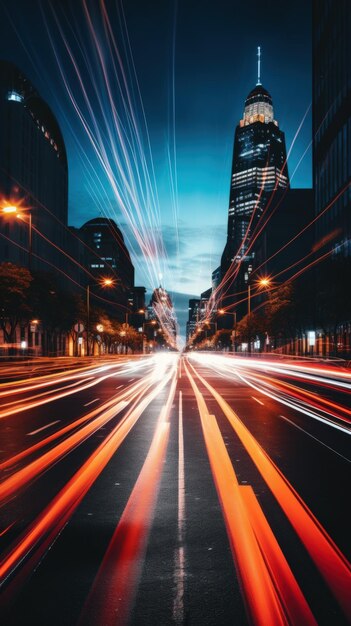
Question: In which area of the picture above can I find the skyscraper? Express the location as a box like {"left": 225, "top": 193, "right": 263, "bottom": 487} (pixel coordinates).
{"left": 313, "top": 0, "right": 351, "bottom": 255}
{"left": 311, "top": 0, "right": 351, "bottom": 356}
{"left": 220, "top": 50, "right": 289, "bottom": 309}
{"left": 0, "top": 60, "right": 68, "bottom": 273}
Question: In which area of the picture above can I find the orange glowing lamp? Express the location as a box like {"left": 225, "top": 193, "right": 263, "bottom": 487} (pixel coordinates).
{"left": 2, "top": 205, "right": 18, "bottom": 214}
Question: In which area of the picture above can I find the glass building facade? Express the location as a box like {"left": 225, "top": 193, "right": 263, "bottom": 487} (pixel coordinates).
{"left": 313, "top": 0, "right": 351, "bottom": 256}
{"left": 0, "top": 61, "right": 68, "bottom": 274}
{"left": 221, "top": 84, "right": 289, "bottom": 275}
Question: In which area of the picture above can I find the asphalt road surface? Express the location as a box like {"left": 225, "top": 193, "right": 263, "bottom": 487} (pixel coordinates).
{"left": 0, "top": 353, "right": 350, "bottom": 626}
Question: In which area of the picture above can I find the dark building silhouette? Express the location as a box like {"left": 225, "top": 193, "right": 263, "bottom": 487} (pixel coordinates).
{"left": 311, "top": 0, "right": 351, "bottom": 357}
{"left": 0, "top": 60, "right": 68, "bottom": 273}
{"left": 313, "top": 0, "right": 351, "bottom": 255}
{"left": 80, "top": 218, "right": 134, "bottom": 286}
{"left": 254, "top": 189, "right": 314, "bottom": 283}
{"left": 79, "top": 217, "right": 135, "bottom": 321}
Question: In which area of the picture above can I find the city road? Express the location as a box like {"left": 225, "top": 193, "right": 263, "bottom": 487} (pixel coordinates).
{"left": 0, "top": 353, "right": 350, "bottom": 626}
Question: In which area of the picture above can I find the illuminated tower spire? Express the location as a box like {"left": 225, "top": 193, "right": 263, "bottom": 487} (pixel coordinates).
{"left": 221, "top": 57, "right": 289, "bottom": 282}
{"left": 257, "top": 46, "right": 261, "bottom": 85}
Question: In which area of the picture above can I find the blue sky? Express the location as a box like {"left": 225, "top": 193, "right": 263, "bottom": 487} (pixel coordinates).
{"left": 0, "top": 0, "right": 312, "bottom": 335}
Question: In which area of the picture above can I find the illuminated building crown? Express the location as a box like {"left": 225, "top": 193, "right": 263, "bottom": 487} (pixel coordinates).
{"left": 240, "top": 48, "right": 278, "bottom": 127}
{"left": 241, "top": 84, "right": 278, "bottom": 127}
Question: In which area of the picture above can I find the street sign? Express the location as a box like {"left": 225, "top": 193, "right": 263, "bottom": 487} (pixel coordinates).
{"left": 74, "top": 322, "right": 85, "bottom": 333}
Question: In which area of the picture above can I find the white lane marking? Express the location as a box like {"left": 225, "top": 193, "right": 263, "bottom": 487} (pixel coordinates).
{"left": 115, "top": 384, "right": 124, "bottom": 390}
{"left": 84, "top": 398, "right": 100, "bottom": 407}
{"left": 236, "top": 371, "right": 351, "bottom": 435}
{"left": 173, "top": 391, "right": 185, "bottom": 624}
{"left": 128, "top": 378, "right": 135, "bottom": 382}
{"left": 27, "top": 420, "right": 60, "bottom": 436}
{"left": 279, "top": 415, "right": 351, "bottom": 463}
{"left": 252, "top": 396, "right": 264, "bottom": 406}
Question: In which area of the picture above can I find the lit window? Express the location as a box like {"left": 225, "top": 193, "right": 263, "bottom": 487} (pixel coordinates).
{"left": 7, "top": 91, "right": 23, "bottom": 103}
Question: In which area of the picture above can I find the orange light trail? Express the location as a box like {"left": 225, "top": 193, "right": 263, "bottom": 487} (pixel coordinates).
{"left": 185, "top": 361, "right": 316, "bottom": 626}
{"left": 78, "top": 369, "right": 177, "bottom": 626}
{"left": 0, "top": 356, "right": 178, "bottom": 588}
{"left": 187, "top": 358, "right": 351, "bottom": 621}
{"left": 0, "top": 375, "right": 150, "bottom": 473}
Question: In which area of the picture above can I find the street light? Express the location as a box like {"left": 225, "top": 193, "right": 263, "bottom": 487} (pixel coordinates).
{"left": 141, "top": 319, "right": 157, "bottom": 353}
{"left": 1, "top": 205, "right": 32, "bottom": 270}
{"left": 218, "top": 308, "right": 237, "bottom": 352}
{"left": 247, "top": 277, "right": 271, "bottom": 353}
{"left": 86, "top": 277, "right": 114, "bottom": 357}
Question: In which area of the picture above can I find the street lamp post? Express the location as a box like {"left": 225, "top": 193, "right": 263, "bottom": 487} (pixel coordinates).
{"left": 247, "top": 277, "right": 271, "bottom": 353}
{"left": 86, "top": 284, "right": 90, "bottom": 357}
{"left": 2, "top": 205, "right": 32, "bottom": 270}
{"left": 86, "top": 277, "right": 114, "bottom": 357}
{"left": 232, "top": 311, "right": 237, "bottom": 353}
{"left": 142, "top": 319, "right": 157, "bottom": 353}
{"left": 218, "top": 308, "right": 237, "bottom": 352}
{"left": 27, "top": 212, "right": 32, "bottom": 271}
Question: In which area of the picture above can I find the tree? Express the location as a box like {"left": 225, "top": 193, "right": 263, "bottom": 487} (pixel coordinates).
{"left": 264, "top": 284, "right": 296, "bottom": 348}
{"left": 29, "top": 272, "right": 83, "bottom": 355}
{"left": 236, "top": 312, "right": 264, "bottom": 351}
{"left": 0, "top": 262, "right": 32, "bottom": 345}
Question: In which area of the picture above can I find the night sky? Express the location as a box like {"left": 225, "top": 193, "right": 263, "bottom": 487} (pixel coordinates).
{"left": 0, "top": 0, "right": 312, "bottom": 337}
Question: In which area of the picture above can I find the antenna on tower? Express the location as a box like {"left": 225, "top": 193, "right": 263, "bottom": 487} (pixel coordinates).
{"left": 257, "top": 46, "right": 261, "bottom": 85}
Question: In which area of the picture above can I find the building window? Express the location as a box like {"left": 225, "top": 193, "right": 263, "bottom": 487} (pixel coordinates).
{"left": 7, "top": 91, "right": 23, "bottom": 103}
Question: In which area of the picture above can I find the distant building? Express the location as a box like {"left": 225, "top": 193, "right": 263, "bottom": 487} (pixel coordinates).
{"left": 186, "top": 298, "right": 200, "bottom": 342}
{"left": 149, "top": 286, "right": 177, "bottom": 346}
{"left": 212, "top": 266, "right": 222, "bottom": 291}
{"left": 0, "top": 60, "right": 68, "bottom": 274}
{"left": 200, "top": 287, "right": 212, "bottom": 302}
{"left": 313, "top": 0, "right": 351, "bottom": 256}
{"left": 128, "top": 286, "right": 146, "bottom": 330}
{"left": 129, "top": 286, "right": 146, "bottom": 311}
{"left": 79, "top": 217, "right": 135, "bottom": 321}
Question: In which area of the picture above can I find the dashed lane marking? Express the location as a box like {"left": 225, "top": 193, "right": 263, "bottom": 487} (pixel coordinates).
{"left": 27, "top": 420, "right": 60, "bottom": 436}
{"left": 84, "top": 398, "right": 100, "bottom": 407}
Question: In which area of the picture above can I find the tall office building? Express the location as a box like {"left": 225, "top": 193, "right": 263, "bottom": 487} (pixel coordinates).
{"left": 313, "top": 0, "right": 351, "bottom": 255}
{"left": 0, "top": 60, "right": 68, "bottom": 272}
{"left": 221, "top": 50, "right": 289, "bottom": 306}
{"left": 79, "top": 217, "right": 135, "bottom": 321}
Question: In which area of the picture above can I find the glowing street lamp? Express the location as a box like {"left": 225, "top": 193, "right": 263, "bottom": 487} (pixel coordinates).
{"left": 102, "top": 278, "right": 114, "bottom": 287}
